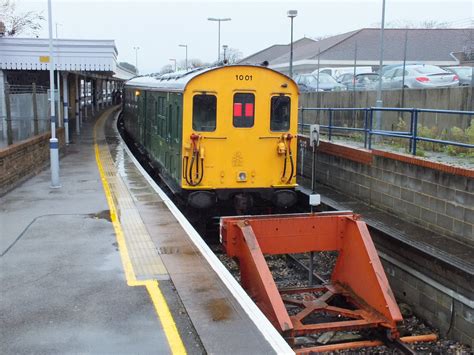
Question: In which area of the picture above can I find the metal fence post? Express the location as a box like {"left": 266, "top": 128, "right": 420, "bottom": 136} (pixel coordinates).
{"left": 300, "top": 108, "right": 305, "bottom": 135}
{"left": 412, "top": 109, "right": 418, "bottom": 156}
{"left": 368, "top": 108, "right": 374, "bottom": 150}
{"left": 5, "top": 84, "right": 13, "bottom": 145}
{"left": 32, "top": 83, "right": 39, "bottom": 135}
{"left": 363, "top": 108, "right": 369, "bottom": 149}
{"left": 328, "top": 109, "right": 333, "bottom": 141}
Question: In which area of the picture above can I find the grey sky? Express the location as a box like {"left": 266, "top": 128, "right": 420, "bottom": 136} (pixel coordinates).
{"left": 20, "top": 0, "right": 474, "bottom": 74}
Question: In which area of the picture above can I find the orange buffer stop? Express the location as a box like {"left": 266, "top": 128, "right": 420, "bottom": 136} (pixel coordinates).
{"left": 220, "top": 212, "right": 407, "bottom": 350}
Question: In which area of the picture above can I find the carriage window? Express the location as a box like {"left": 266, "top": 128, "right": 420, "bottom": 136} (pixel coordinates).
{"left": 270, "top": 95, "right": 291, "bottom": 131}
{"left": 233, "top": 93, "right": 254, "bottom": 128}
{"left": 193, "top": 94, "right": 216, "bottom": 132}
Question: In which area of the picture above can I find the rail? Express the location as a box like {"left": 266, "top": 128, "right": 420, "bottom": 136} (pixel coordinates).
{"left": 299, "top": 107, "right": 474, "bottom": 155}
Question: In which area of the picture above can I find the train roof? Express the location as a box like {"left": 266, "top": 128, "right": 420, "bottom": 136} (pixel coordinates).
{"left": 125, "top": 65, "right": 292, "bottom": 92}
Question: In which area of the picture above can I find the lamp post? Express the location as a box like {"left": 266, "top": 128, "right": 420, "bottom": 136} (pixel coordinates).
{"left": 55, "top": 22, "right": 62, "bottom": 129}
{"left": 133, "top": 46, "right": 140, "bottom": 74}
{"left": 223, "top": 44, "right": 228, "bottom": 63}
{"left": 207, "top": 17, "right": 231, "bottom": 63}
{"left": 375, "top": 0, "right": 386, "bottom": 132}
{"left": 287, "top": 10, "right": 297, "bottom": 78}
{"left": 48, "top": 0, "right": 60, "bottom": 188}
{"left": 179, "top": 44, "right": 188, "bottom": 70}
{"left": 169, "top": 58, "right": 177, "bottom": 72}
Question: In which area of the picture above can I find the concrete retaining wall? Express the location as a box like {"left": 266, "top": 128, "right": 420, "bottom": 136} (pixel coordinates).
{"left": 299, "top": 139, "right": 473, "bottom": 246}
{"left": 383, "top": 258, "right": 473, "bottom": 347}
{"left": 0, "top": 128, "right": 65, "bottom": 195}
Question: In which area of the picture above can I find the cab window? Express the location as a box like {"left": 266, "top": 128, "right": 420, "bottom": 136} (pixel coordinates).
{"left": 270, "top": 95, "right": 291, "bottom": 131}
{"left": 193, "top": 94, "right": 216, "bottom": 132}
{"left": 233, "top": 93, "right": 254, "bottom": 128}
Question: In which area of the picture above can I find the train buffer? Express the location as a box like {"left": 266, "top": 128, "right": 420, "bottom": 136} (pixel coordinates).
{"left": 220, "top": 211, "right": 437, "bottom": 353}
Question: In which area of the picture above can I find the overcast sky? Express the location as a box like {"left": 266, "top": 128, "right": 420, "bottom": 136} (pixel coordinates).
{"left": 19, "top": 0, "right": 474, "bottom": 74}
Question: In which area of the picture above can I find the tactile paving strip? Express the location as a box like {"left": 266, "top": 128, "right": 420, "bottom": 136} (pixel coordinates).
{"left": 96, "top": 118, "right": 168, "bottom": 280}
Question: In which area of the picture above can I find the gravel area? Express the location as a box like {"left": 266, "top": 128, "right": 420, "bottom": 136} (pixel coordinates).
{"left": 214, "top": 246, "right": 472, "bottom": 354}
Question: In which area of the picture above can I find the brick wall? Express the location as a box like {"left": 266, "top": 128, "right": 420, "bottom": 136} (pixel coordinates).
{"left": 299, "top": 138, "right": 474, "bottom": 246}
{"left": 0, "top": 128, "right": 65, "bottom": 195}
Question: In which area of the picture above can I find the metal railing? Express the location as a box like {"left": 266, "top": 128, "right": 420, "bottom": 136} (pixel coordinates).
{"left": 299, "top": 107, "right": 474, "bottom": 155}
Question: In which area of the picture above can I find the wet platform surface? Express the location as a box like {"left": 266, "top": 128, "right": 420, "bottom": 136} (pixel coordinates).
{"left": 0, "top": 109, "right": 177, "bottom": 354}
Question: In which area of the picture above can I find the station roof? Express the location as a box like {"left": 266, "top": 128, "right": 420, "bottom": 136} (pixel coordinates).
{"left": 0, "top": 37, "right": 135, "bottom": 79}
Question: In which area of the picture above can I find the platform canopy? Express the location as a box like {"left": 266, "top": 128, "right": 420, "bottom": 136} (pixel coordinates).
{"left": 0, "top": 37, "right": 134, "bottom": 79}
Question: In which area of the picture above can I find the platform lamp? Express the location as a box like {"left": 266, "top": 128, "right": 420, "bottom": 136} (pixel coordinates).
{"left": 287, "top": 10, "right": 298, "bottom": 78}
{"left": 47, "top": 0, "right": 60, "bottom": 188}
{"left": 207, "top": 17, "right": 231, "bottom": 63}
{"left": 179, "top": 44, "right": 188, "bottom": 70}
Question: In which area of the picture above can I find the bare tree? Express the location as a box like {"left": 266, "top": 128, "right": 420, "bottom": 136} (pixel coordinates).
{"left": 159, "top": 64, "right": 173, "bottom": 75}
{"left": 222, "top": 47, "right": 243, "bottom": 64}
{"left": 177, "top": 58, "right": 210, "bottom": 70}
{"left": 0, "top": 0, "right": 45, "bottom": 37}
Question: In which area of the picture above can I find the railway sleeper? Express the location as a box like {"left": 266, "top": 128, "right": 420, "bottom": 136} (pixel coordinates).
{"left": 220, "top": 211, "right": 437, "bottom": 353}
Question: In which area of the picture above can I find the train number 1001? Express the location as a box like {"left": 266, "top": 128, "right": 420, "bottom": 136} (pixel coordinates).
{"left": 235, "top": 74, "right": 253, "bottom": 81}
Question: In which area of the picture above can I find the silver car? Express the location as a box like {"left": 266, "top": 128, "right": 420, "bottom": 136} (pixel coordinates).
{"left": 444, "top": 66, "right": 473, "bottom": 86}
{"left": 382, "top": 65, "right": 459, "bottom": 89}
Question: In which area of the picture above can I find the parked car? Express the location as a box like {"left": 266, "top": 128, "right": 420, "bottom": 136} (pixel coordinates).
{"left": 294, "top": 73, "right": 347, "bottom": 92}
{"left": 312, "top": 66, "right": 372, "bottom": 80}
{"left": 382, "top": 65, "right": 459, "bottom": 89}
{"left": 443, "top": 66, "right": 473, "bottom": 86}
{"left": 379, "top": 62, "right": 423, "bottom": 76}
{"left": 338, "top": 73, "right": 380, "bottom": 91}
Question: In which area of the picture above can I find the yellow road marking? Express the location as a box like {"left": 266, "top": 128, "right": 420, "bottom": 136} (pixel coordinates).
{"left": 93, "top": 110, "right": 187, "bottom": 355}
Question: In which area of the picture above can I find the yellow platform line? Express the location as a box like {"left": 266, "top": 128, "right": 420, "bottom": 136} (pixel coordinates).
{"left": 93, "top": 110, "right": 186, "bottom": 355}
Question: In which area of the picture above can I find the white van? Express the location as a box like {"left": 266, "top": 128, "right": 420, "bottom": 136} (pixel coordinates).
{"left": 312, "top": 67, "right": 373, "bottom": 79}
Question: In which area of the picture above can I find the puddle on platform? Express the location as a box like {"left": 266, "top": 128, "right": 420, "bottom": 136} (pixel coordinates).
{"left": 206, "top": 298, "right": 233, "bottom": 322}
{"left": 88, "top": 210, "right": 112, "bottom": 222}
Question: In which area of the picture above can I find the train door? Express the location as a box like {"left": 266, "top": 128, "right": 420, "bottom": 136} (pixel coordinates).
{"left": 144, "top": 92, "right": 153, "bottom": 151}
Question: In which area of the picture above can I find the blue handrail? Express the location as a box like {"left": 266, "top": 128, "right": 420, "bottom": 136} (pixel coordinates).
{"left": 298, "top": 106, "right": 474, "bottom": 155}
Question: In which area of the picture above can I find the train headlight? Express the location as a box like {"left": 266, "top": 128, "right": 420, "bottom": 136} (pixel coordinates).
{"left": 237, "top": 171, "right": 247, "bottom": 182}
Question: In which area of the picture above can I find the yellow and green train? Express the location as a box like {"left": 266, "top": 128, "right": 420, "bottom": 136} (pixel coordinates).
{"left": 122, "top": 65, "right": 299, "bottom": 209}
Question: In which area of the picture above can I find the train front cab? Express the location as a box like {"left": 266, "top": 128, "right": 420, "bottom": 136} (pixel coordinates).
{"left": 181, "top": 66, "right": 299, "bottom": 210}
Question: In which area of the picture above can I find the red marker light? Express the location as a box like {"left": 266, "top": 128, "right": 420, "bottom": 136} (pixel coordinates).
{"left": 245, "top": 103, "right": 254, "bottom": 117}
{"left": 234, "top": 103, "right": 242, "bottom": 117}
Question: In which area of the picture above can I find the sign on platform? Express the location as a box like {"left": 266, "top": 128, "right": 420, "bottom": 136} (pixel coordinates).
{"left": 39, "top": 56, "right": 50, "bottom": 63}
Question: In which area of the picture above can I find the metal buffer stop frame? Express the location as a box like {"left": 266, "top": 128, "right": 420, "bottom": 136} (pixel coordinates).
{"left": 220, "top": 212, "right": 436, "bottom": 353}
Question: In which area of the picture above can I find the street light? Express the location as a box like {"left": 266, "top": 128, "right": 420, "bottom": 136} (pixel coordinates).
{"left": 207, "top": 17, "right": 231, "bottom": 63}
{"left": 169, "top": 58, "right": 177, "bottom": 72}
{"left": 222, "top": 44, "right": 228, "bottom": 63}
{"left": 375, "top": 0, "right": 386, "bottom": 132}
{"left": 47, "top": 0, "right": 60, "bottom": 188}
{"left": 133, "top": 46, "right": 140, "bottom": 74}
{"left": 179, "top": 44, "right": 188, "bottom": 70}
{"left": 287, "top": 10, "right": 297, "bottom": 78}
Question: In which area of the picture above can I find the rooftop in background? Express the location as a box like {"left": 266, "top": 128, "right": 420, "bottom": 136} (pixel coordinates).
{"left": 0, "top": 37, "right": 135, "bottom": 80}
{"left": 241, "top": 28, "right": 474, "bottom": 74}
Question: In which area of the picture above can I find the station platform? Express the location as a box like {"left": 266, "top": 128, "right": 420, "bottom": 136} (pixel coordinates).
{"left": 0, "top": 107, "right": 291, "bottom": 354}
